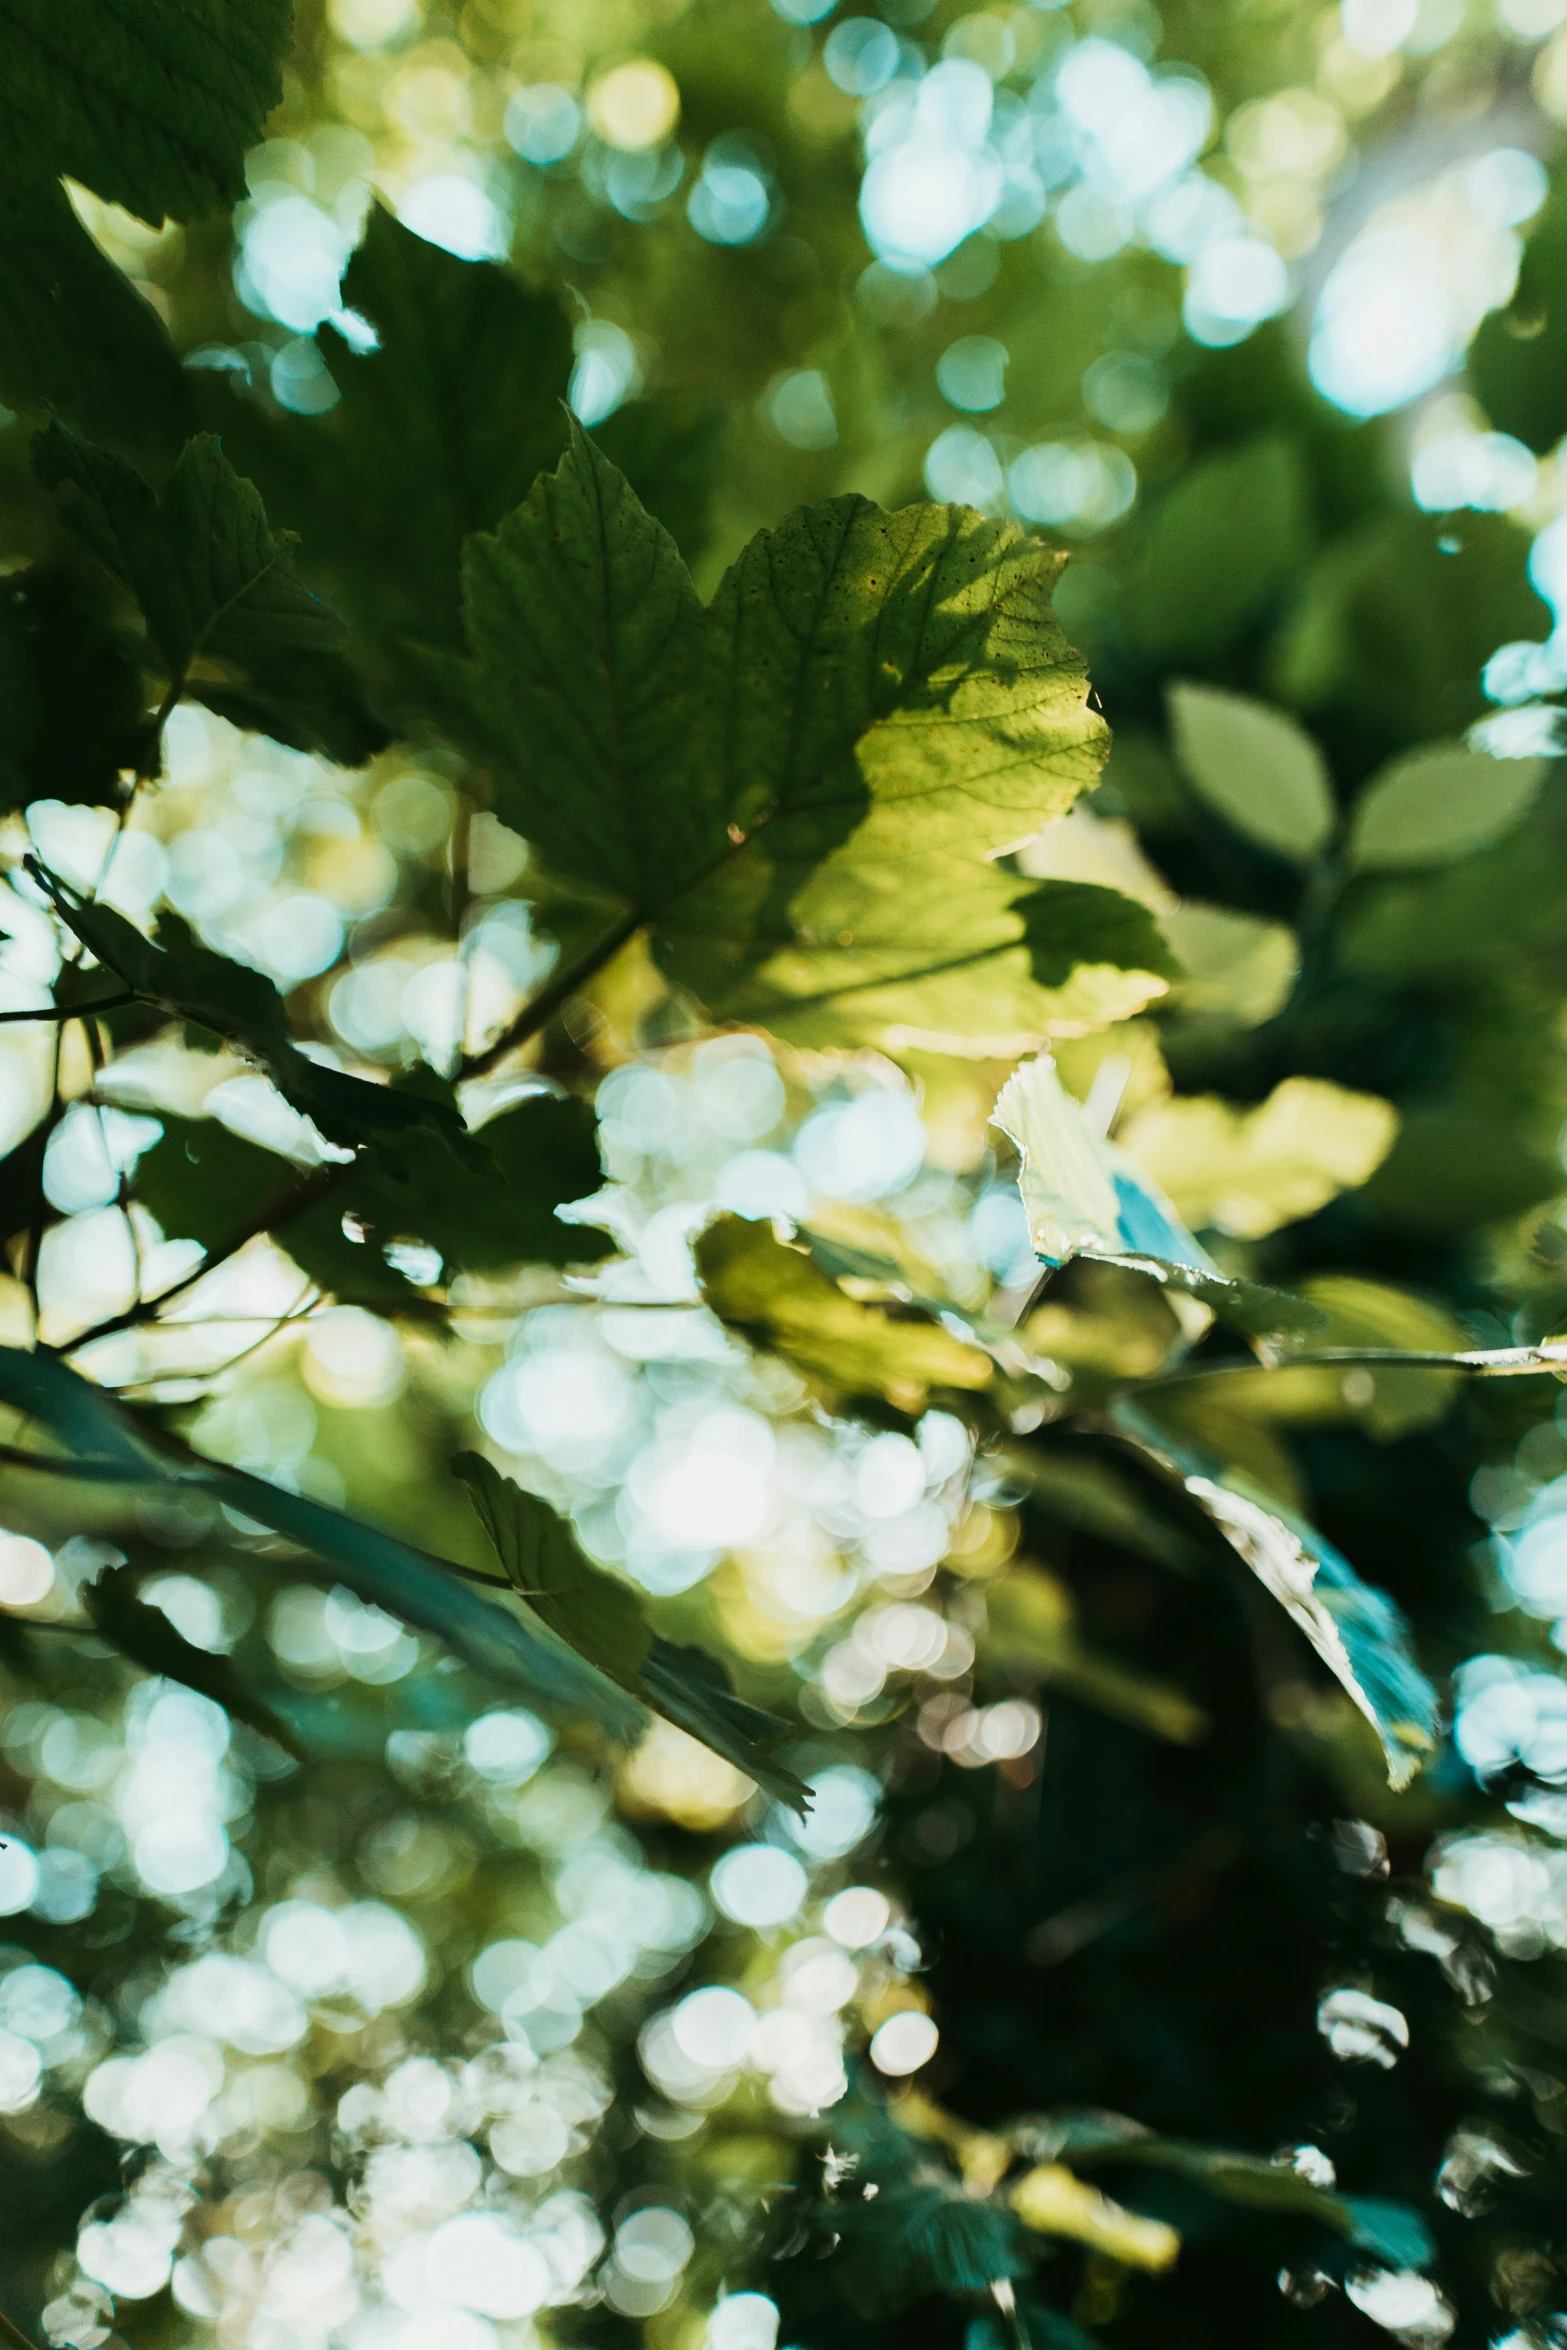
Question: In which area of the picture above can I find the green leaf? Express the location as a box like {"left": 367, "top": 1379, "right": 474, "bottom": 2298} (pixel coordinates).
{"left": 34, "top": 422, "right": 384, "bottom": 764}
{"left": 1272, "top": 509, "right": 1549, "bottom": 749}
{"left": 1338, "top": 766, "right": 1567, "bottom": 983}
{"left": 0, "top": 1342, "right": 637, "bottom": 1727}
{"left": 0, "top": 0, "right": 291, "bottom": 223}
{"left": 1168, "top": 682, "right": 1335, "bottom": 864}
{"left": 455, "top": 1452, "right": 810, "bottom": 1809}
{"left": 213, "top": 208, "right": 575, "bottom": 652}
{"left": 1019, "top": 2113, "right": 1433, "bottom": 2268}
{"left": 423, "top": 427, "right": 1107, "bottom": 1053}
{"left": 455, "top": 1451, "right": 651, "bottom": 1685}
{"left": 1470, "top": 180, "right": 1567, "bottom": 455}
{"left": 1125, "top": 434, "right": 1311, "bottom": 662}
{"left": 1347, "top": 741, "right": 1546, "bottom": 871}
{"left": 820, "top": 2098, "right": 1028, "bottom": 2317}
{"left": 0, "top": 566, "right": 144, "bottom": 810}
{"left": 594, "top": 395, "right": 721, "bottom": 570}
{"left": 83, "top": 1563, "right": 304, "bottom": 1758}
{"left": 1160, "top": 902, "right": 1298, "bottom": 1027}
{"left": 0, "top": 175, "right": 190, "bottom": 454}
{"left": 992, "top": 1054, "right": 1325, "bottom": 1342}
{"left": 1112, "top": 1403, "right": 1440, "bottom": 1788}
{"left": 696, "top": 1212, "right": 996, "bottom": 1406}
{"left": 136, "top": 1094, "right": 610, "bottom": 1295}
{"left": 705, "top": 865, "right": 1176, "bottom": 1054}
{"left": 27, "top": 870, "right": 479, "bottom": 1165}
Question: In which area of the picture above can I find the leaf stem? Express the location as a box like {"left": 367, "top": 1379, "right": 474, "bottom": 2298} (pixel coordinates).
{"left": 460, "top": 904, "right": 643, "bottom": 1079}
{"left": 0, "top": 993, "right": 134, "bottom": 1025}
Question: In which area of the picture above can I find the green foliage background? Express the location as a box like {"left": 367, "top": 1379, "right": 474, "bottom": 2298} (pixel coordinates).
{"left": 1, "top": 3, "right": 1567, "bottom": 2350}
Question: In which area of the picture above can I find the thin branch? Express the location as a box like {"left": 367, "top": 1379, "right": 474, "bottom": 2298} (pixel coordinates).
{"left": 460, "top": 904, "right": 643, "bottom": 1080}
{"left": 0, "top": 2301, "right": 44, "bottom": 2350}
{"left": 57, "top": 1160, "right": 355, "bottom": 1357}
{"left": 0, "top": 993, "right": 134, "bottom": 1025}
{"left": 1131, "top": 1340, "right": 1567, "bottom": 1399}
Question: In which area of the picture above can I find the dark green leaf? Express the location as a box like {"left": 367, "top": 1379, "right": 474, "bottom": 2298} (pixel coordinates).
{"left": 821, "top": 2099, "right": 1028, "bottom": 2317}
{"left": 594, "top": 395, "right": 721, "bottom": 570}
{"left": 1113, "top": 1402, "right": 1440, "bottom": 1788}
{"left": 1470, "top": 181, "right": 1567, "bottom": 454}
{"left": 213, "top": 208, "right": 574, "bottom": 651}
{"left": 28, "top": 870, "right": 478, "bottom": 1164}
{"left": 455, "top": 1450, "right": 652, "bottom": 1685}
{"left": 1017, "top": 2112, "right": 1433, "bottom": 2267}
{"left": 136, "top": 1094, "right": 609, "bottom": 1295}
{"left": 420, "top": 427, "right": 1107, "bottom": 1054}
{"left": 1125, "top": 435, "right": 1311, "bottom": 662}
{"left": 456, "top": 1452, "right": 809, "bottom": 1809}
{"left": 1272, "top": 509, "right": 1549, "bottom": 751}
{"left": 33, "top": 422, "right": 383, "bottom": 765}
{"left": 0, "top": 0, "right": 291, "bottom": 223}
{"left": 0, "top": 175, "right": 190, "bottom": 454}
{"left": 0, "top": 565, "right": 146, "bottom": 809}
{"left": 83, "top": 1563, "right": 304, "bottom": 1758}
{"left": 0, "top": 1343, "right": 638, "bottom": 1727}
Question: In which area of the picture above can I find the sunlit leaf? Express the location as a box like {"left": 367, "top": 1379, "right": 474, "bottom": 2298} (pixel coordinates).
{"left": 708, "top": 865, "right": 1176, "bottom": 1056}
{"left": 419, "top": 426, "right": 1107, "bottom": 1054}
{"left": 1011, "top": 2163, "right": 1180, "bottom": 2271}
{"left": 455, "top": 1451, "right": 809, "bottom": 1809}
{"left": 1115, "top": 1078, "right": 1399, "bottom": 1241}
{"left": 696, "top": 1212, "right": 994, "bottom": 1406}
{"left": 992, "top": 1053, "right": 1322, "bottom": 1340}
{"left": 1168, "top": 682, "right": 1335, "bottom": 865}
{"left": 1113, "top": 1403, "right": 1440, "bottom": 1788}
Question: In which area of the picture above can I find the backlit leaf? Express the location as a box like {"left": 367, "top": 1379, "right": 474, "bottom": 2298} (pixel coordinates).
{"left": 1115, "top": 1078, "right": 1399, "bottom": 1241}
{"left": 992, "top": 1054, "right": 1322, "bottom": 1340}
{"left": 696, "top": 1212, "right": 995, "bottom": 1406}
{"left": 421, "top": 426, "right": 1107, "bottom": 1055}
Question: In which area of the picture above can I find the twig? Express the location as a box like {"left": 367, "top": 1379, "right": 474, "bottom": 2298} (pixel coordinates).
{"left": 0, "top": 2300, "right": 44, "bottom": 2350}
{"left": 460, "top": 905, "right": 642, "bottom": 1080}
{"left": 56, "top": 1160, "right": 354, "bottom": 1356}
{"left": 0, "top": 993, "right": 134, "bottom": 1025}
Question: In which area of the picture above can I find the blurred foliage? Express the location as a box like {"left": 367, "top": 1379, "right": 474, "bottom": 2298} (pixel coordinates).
{"left": 1, "top": 8, "right": 1567, "bottom": 2350}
